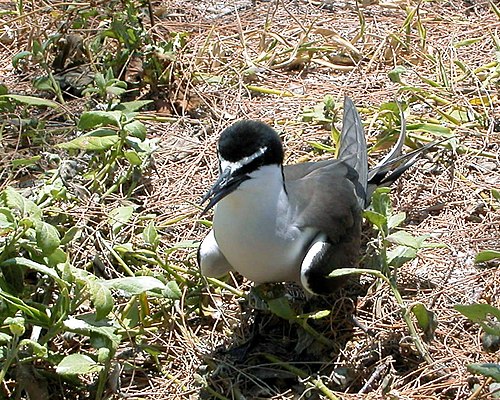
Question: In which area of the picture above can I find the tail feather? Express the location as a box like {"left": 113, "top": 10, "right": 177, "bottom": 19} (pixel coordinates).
{"left": 339, "top": 97, "right": 447, "bottom": 208}
{"left": 339, "top": 97, "right": 368, "bottom": 208}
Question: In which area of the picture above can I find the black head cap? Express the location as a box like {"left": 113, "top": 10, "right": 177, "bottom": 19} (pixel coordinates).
{"left": 218, "top": 120, "right": 284, "bottom": 166}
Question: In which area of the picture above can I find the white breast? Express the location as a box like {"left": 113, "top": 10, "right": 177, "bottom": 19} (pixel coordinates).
{"left": 213, "top": 165, "right": 316, "bottom": 284}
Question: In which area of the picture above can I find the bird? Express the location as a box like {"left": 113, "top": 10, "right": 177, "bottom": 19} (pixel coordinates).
{"left": 198, "top": 97, "right": 435, "bottom": 295}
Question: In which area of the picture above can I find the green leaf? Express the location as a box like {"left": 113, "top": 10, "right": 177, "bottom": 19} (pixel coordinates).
{"left": 142, "top": 221, "right": 159, "bottom": 248}
{"left": 455, "top": 304, "right": 500, "bottom": 336}
{"left": 387, "top": 245, "right": 417, "bottom": 268}
{"left": 1, "top": 257, "right": 63, "bottom": 285}
{"left": 102, "top": 276, "right": 166, "bottom": 296}
{"left": 0, "top": 94, "right": 59, "bottom": 108}
{"left": 298, "top": 309, "right": 331, "bottom": 320}
{"left": 453, "top": 37, "right": 483, "bottom": 48}
{"left": 56, "top": 354, "right": 103, "bottom": 376}
{"left": 492, "top": 188, "right": 500, "bottom": 202}
{"left": 11, "top": 155, "right": 42, "bottom": 168}
{"left": 36, "top": 221, "right": 61, "bottom": 254}
{"left": 267, "top": 296, "right": 296, "bottom": 320}
{"left": 0, "top": 208, "right": 15, "bottom": 232}
{"left": 61, "top": 226, "right": 80, "bottom": 245}
{"left": 12, "top": 51, "right": 31, "bottom": 68}
{"left": 163, "top": 280, "right": 181, "bottom": 300}
{"left": 388, "top": 65, "right": 406, "bottom": 84}
{"left": 1, "top": 187, "right": 42, "bottom": 220}
{"left": 108, "top": 205, "right": 135, "bottom": 235}
{"left": 78, "top": 110, "right": 122, "bottom": 130}
{"left": 386, "top": 231, "right": 420, "bottom": 248}
{"left": 387, "top": 212, "right": 406, "bottom": 229}
{"left": 63, "top": 316, "right": 121, "bottom": 347}
{"left": 410, "top": 303, "right": 437, "bottom": 340}
{"left": 0, "top": 290, "right": 51, "bottom": 326}
{"left": 467, "top": 363, "right": 500, "bottom": 382}
{"left": 475, "top": 250, "right": 500, "bottom": 263}
{"left": 56, "top": 129, "right": 119, "bottom": 151}
{"left": 370, "top": 187, "right": 392, "bottom": 217}
{"left": 115, "top": 100, "right": 153, "bottom": 112}
{"left": 88, "top": 280, "right": 114, "bottom": 320}
{"left": 123, "top": 120, "right": 146, "bottom": 140}
{"left": 406, "top": 123, "right": 451, "bottom": 137}
{"left": 363, "top": 210, "right": 387, "bottom": 232}
{"left": 124, "top": 150, "right": 142, "bottom": 166}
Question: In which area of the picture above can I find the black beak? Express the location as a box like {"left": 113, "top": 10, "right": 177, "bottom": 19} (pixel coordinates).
{"left": 201, "top": 167, "right": 250, "bottom": 214}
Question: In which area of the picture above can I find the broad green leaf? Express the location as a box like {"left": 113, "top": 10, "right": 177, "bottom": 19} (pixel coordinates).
{"left": 386, "top": 231, "right": 419, "bottom": 249}
{"left": 455, "top": 304, "right": 500, "bottom": 336}
{"left": 36, "top": 221, "right": 61, "bottom": 254}
{"left": 106, "top": 85, "right": 127, "bottom": 97}
{"left": 370, "top": 187, "right": 392, "bottom": 217}
{"left": 0, "top": 291, "right": 51, "bottom": 325}
{"left": 78, "top": 110, "right": 122, "bottom": 130}
{"left": 0, "top": 94, "right": 59, "bottom": 108}
{"left": 108, "top": 205, "right": 135, "bottom": 235}
{"left": 97, "top": 347, "right": 111, "bottom": 363}
{"left": 56, "top": 129, "right": 119, "bottom": 151}
{"left": 123, "top": 120, "right": 146, "bottom": 140}
{"left": 63, "top": 316, "right": 121, "bottom": 347}
{"left": 363, "top": 210, "right": 387, "bottom": 232}
{"left": 0, "top": 208, "right": 15, "bottom": 231}
{"left": 102, "top": 276, "right": 166, "bottom": 296}
{"left": 56, "top": 354, "right": 103, "bottom": 376}
{"left": 387, "top": 245, "right": 417, "bottom": 268}
{"left": 163, "top": 280, "right": 181, "bottom": 300}
{"left": 467, "top": 363, "right": 500, "bottom": 382}
{"left": 410, "top": 303, "right": 437, "bottom": 340}
{"left": 1, "top": 257, "right": 62, "bottom": 285}
{"left": 45, "top": 248, "right": 67, "bottom": 268}
{"left": 2, "top": 187, "right": 42, "bottom": 220}
{"left": 124, "top": 150, "right": 142, "bottom": 166}
{"left": 142, "top": 221, "right": 159, "bottom": 248}
{"left": 267, "top": 296, "right": 296, "bottom": 320}
{"left": 475, "top": 250, "right": 500, "bottom": 263}
{"left": 388, "top": 212, "right": 406, "bottom": 229}
{"left": 115, "top": 100, "right": 153, "bottom": 112}
{"left": 88, "top": 280, "right": 114, "bottom": 320}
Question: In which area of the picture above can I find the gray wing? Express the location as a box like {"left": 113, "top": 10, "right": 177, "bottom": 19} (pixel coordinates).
{"left": 286, "top": 162, "right": 363, "bottom": 295}
{"left": 284, "top": 160, "right": 362, "bottom": 245}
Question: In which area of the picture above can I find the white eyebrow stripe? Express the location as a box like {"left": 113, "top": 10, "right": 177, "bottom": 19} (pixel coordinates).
{"left": 220, "top": 146, "right": 267, "bottom": 172}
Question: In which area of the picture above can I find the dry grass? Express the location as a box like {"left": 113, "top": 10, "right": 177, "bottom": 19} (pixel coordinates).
{"left": 1, "top": 0, "right": 499, "bottom": 399}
